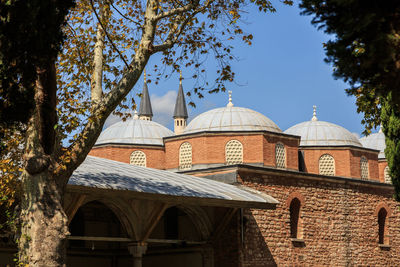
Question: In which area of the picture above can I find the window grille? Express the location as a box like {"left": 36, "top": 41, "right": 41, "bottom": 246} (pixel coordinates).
{"left": 319, "top": 154, "right": 335, "bottom": 176}
{"left": 225, "top": 140, "right": 243, "bottom": 165}
{"left": 276, "top": 143, "right": 286, "bottom": 168}
{"left": 384, "top": 166, "right": 391, "bottom": 184}
{"left": 361, "top": 156, "right": 369, "bottom": 180}
{"left": 130, "top": 150, "right": 146, "bottom": 167}
{"left": 179, "top": 142, "right": 192, "bottom": 170}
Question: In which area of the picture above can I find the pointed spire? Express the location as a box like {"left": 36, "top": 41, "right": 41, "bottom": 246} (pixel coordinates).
{"left": 311, "top": 105, "right": 318, "bottom": 121}
{"left": 379, "top": 123, "right": 383, "bottom": 133}
{"left": 173, "top": 71, "right": 188, "bottom": 119}
{"left": 138, "top": 69, "right": 153, "bottom": 120}
{"left": 133, "top": 109, "right": 139, "bottom": 120}
{"left": 227, "top": 91, "right": 233, "bottom": 107}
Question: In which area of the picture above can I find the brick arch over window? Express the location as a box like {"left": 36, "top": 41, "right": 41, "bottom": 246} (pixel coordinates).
{"left": 225, "top": 140, "right": 243, "bottom": 165}
{"left": 360, "top": 156, "right": 369, "bottom": 179}
{"left": 275, "top": 142, "right": 286, "bottom": 168}
{"left": 384, "top": 166, "right": 391, "bottom": 184}
{"left": 130, "top": 150, "right": 146, "bottom": 167}
{"left": 179, "top": 142, "right": 192, "bottom": 170}
{"left": 319, "top": 154, "right": 335, "bottom": 176}
{"left": 374, "top": 202, "right": 392, "bottom": 217}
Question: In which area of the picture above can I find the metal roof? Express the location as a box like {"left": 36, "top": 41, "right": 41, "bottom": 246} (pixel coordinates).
{"left": 95, "top": 118, "right": 174, "bottom": 146}
{"left": 285, "top": 120, "right": 362, "bottom": 147}
{"left": 69, "top": 156, "right": 278, "bottom": 208}
{"left": 139, "top": 82, "right": 153, "bottom": 117}
{"left": 183, "top": 106, "right": 282, "bottom": 134}
{"left": 359, "top": 129, "right": 386, "bottom": 159}
{"left": 173, "top": 82, "right": 188, "bottom": 119}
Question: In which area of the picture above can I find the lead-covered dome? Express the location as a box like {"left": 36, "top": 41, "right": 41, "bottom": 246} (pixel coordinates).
{"left": 284, "top": 107, "right": 362, "bottom": 147}
{"left": 183, "top": 104, "right": 282, "bottom": 134}
{"left": 359, "top": 128, "right": 386, "bottom": 159}
{"left": 96, "top": 115, "right": 174, "bottom": 146}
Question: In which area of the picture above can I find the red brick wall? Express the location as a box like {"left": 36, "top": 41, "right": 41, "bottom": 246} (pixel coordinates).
{"left": 350, "top": 149, "right": 379, "bottom": 180}
{"left": 237, "top": 171, "right": 400, "bottom": 266}
{"left": 302, "top": 148, "right": 379, "bottom": 180}
{"left": 264, "top": 135, "right": 299, "bottom": 170}
{"left": 302, "top": 149, "right": 351, "bottom": 177}
{"left": 165, "top": 133, "right": 299, "bottom": 170}
{"left": 89, "top": 146, "right": 166, "bottom": 169}
{"left": 378, "top": 160, "right": 388, "bottom": 183}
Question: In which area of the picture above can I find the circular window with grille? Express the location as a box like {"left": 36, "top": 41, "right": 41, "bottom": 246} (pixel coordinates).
{"left": 384, "top": 166, "right": 391, "bottom": 184}
{"left": 225, "top": 140, "right": 243, "bottom": 165}
{"left": 130, "top": 150, "right": 146, "bottom": 167}
{"left": 179, "top": 142, "right": 192, "bottom": 170}
{"left": 360, "top": 156, "right": 369, "bottom": 180}
{"left": 319, "top": 154, "right": 335, "bottom": 176}
{"left": 275, "top": 143, "right": 286, "bottom": 168}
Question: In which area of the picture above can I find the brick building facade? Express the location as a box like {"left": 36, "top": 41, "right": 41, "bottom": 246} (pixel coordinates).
{"left": 83, "top": 82, "right": 400, "bottom": 266}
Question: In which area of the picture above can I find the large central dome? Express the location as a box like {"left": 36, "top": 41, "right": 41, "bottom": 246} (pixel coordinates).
{"left": 96, "top": 115, "right": 174, "bottom": 146}
{"left": 183, "top": 105, "right": 282, "bottom": 134}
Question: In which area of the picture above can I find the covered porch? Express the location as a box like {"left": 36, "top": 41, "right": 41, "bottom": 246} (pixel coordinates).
{"left": 64, "top": 156, "right": 278, "bottom": 267}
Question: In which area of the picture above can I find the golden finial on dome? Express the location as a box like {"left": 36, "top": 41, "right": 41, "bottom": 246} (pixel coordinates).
{"left": 179, "top": 70, "right": 182, "bottom": 85}
{"left": 144, "top": 68, "right": 146, "bottom": 83}
{"left": 227, "top": 91, "right": 234, "bottom": 107}
{"left": 312, "top": 105, "right": 318, "bottom": 121}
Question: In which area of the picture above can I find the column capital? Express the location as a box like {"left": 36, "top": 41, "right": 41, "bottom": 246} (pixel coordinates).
{"left": 127, "top": 242, "right": 148, "bottom": 258}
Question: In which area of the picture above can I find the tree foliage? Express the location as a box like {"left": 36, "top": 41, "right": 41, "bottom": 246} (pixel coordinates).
{"left": 300, "top": 0, "right": 400, "bottom": 200}
{"left": 1, "top": 0, "right": 293, "bottom": 265}
{"left": 0, "top": 0, "right": 74, "bottom": 126}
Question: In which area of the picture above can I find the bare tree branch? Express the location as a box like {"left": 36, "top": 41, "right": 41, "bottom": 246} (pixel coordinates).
{"left": 89, "top": 0, "right": 130, "bottom": 69}
{"left": 154, "top": 3, "right": 196, "bottom": 21}
{"left": 56, "top": 0, "right": 162, "bottom": 182}
{"left": 90, "top": 0, "right": 107, "bottom": 103}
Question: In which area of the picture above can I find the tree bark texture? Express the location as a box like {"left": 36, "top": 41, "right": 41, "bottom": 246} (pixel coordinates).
{"left": 19, "top": 171, "right": 68, "bottom": 266}
{"left": 19, "top": 62, "right": 69, "bottom": 266}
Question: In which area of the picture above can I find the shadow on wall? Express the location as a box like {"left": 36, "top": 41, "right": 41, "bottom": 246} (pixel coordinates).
{"left": 242, "top": 211, "right": 277, "bottom": 267}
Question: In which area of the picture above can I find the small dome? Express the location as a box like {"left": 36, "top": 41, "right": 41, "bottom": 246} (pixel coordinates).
{"left": 183, "top": 106, "right": 282, "bottom": 134}
{"left": 285, "top": 120, "right": 362, "bottom": 147}
{"left": 359, "top": 129, "right": 386, "bottom": 159}
{"left": 96, "top": 117, "right": 174, "bottom": 146}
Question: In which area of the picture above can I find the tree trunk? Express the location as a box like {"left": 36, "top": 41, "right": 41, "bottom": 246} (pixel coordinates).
{"left": 18, "top": 62, "right": 69, "bottom": 266}
{"left": 18, "top": 170, "right": 68, "bottom": 266}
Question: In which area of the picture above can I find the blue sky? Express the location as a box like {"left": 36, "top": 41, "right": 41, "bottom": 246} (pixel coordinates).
{"left": 108, "top": 1, "right": 373, "bottom": 138}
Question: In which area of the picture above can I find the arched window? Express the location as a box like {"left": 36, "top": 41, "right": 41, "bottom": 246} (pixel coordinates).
{"left": 179, "top": 142, "right": 192, "bottom": 170}
{"left": 378, "top": 208, "right": 388, "bottom": 245}
{"left": 130, "top": 150, "right": 146, "bottom": 167}
{"left": 361, "top": 156, "right": 369, "bottom": 180}
{"left": 319, "top": 154, "right": 335, "bottom": 176}
{"left": 225, "top": 140, "right": 243, "bottom": 165}
{"left": 275, "top": 143, "right": 286, "bottom": 168}
{"left": 384, "top": 166, "right": 391, "bottom": 184}
{"left": 290, "top": 198, "right": 302, "bottom": 239}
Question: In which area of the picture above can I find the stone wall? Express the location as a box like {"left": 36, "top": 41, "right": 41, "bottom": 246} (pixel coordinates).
{"left": 237, "top": 170, "right": 399, "bottom": 266}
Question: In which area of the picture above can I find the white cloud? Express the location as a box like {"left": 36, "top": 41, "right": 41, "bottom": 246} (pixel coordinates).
{"left": 151, "top": 90, "right": 177, "bottom": 127}
{"left": 102, "top": 90, "right": 180, "bottom": 130}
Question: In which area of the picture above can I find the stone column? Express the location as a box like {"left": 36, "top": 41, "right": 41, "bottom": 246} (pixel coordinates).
{"left": 128, "top": 242, "right": 148, "bottom": 267}
{"left": 203, "top": 246, "right": 214, "bottom": 267}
